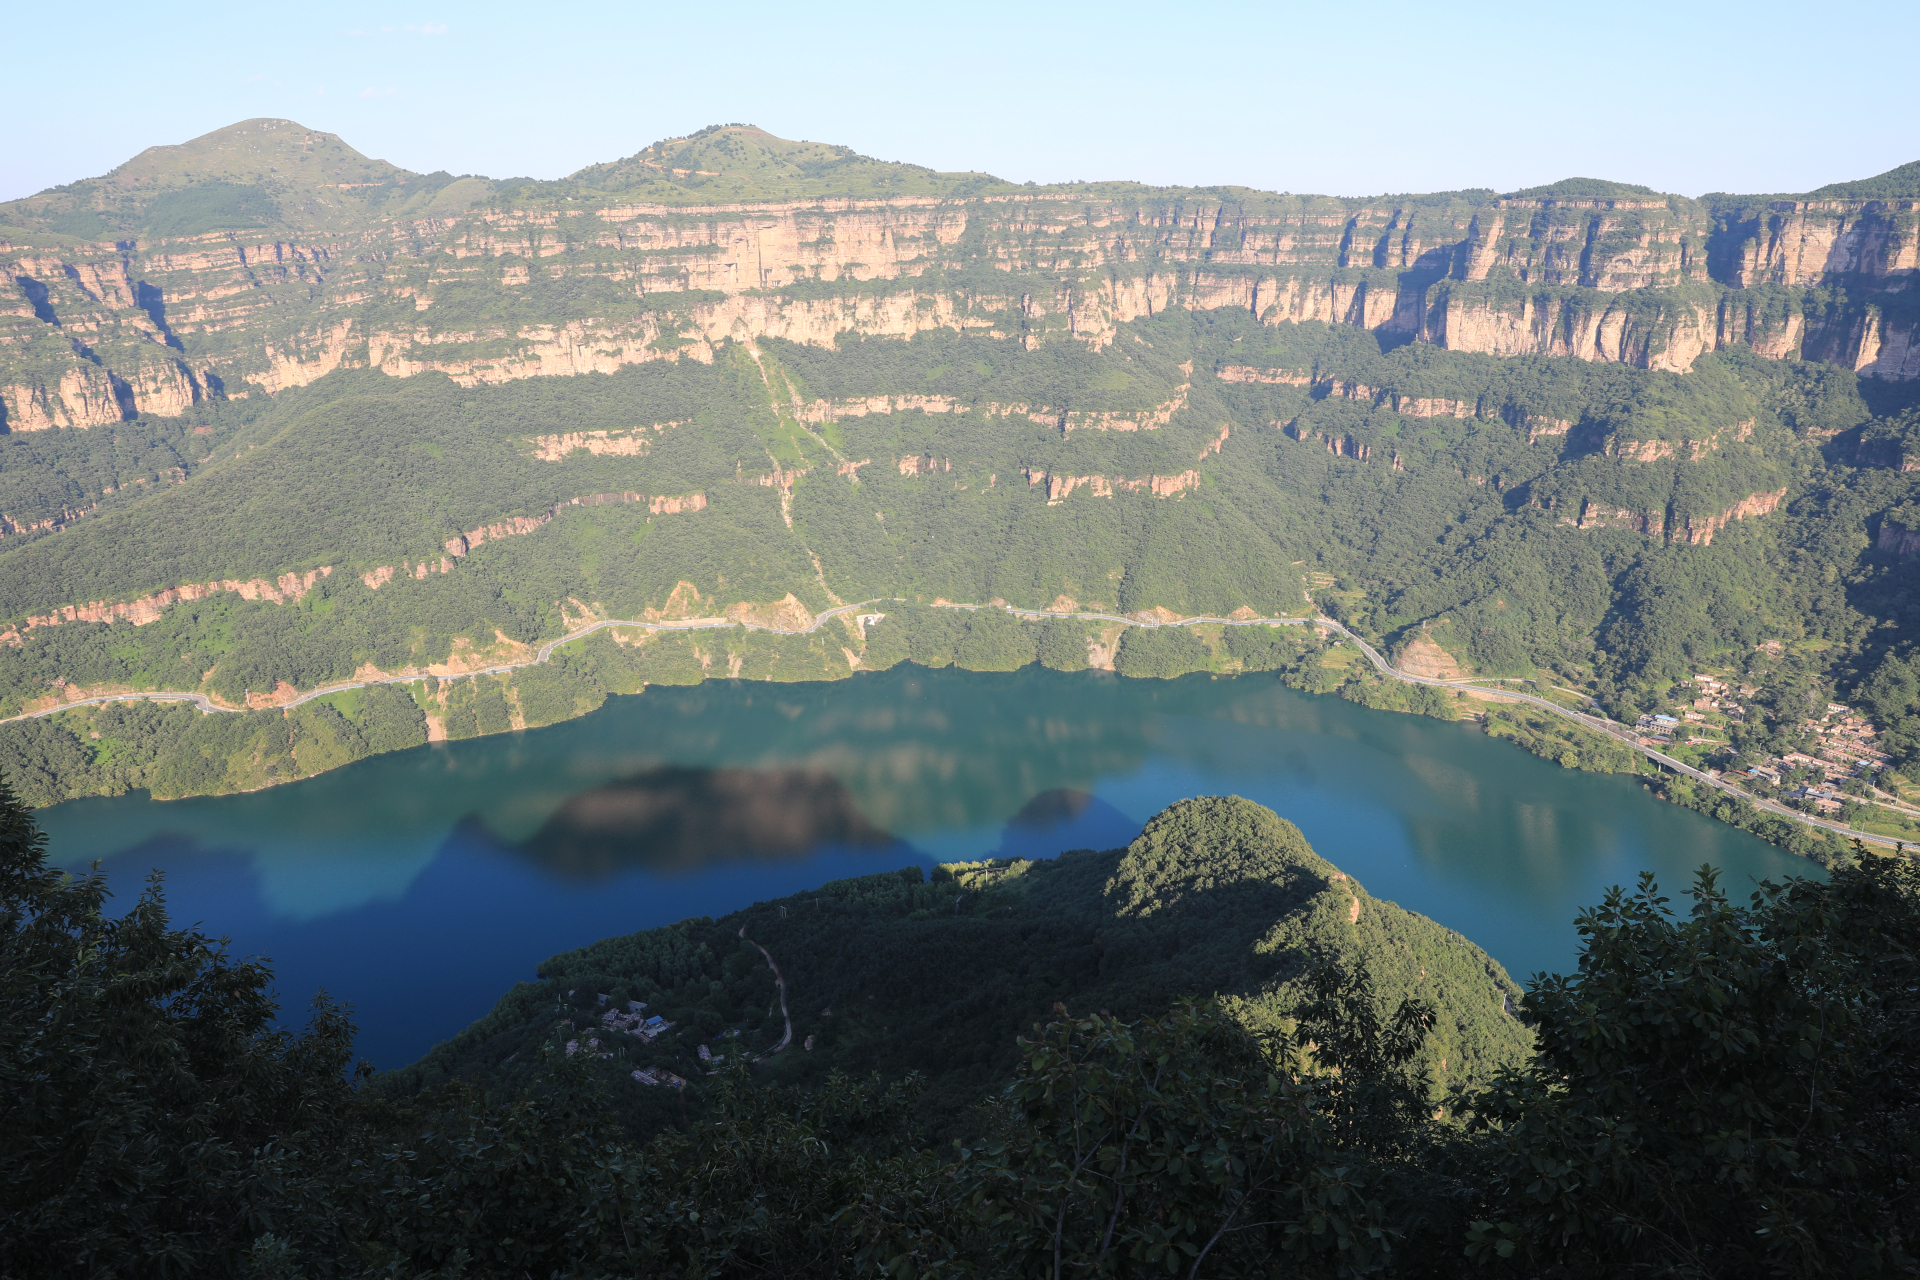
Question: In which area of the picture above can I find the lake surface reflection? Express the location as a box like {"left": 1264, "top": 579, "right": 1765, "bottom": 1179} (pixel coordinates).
{"left": 41, "top": 667, "right": 1815, "bottom": 1070}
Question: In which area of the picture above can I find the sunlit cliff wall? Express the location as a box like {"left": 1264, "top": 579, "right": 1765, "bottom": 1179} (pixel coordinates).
{"left": 3, "top": 186, "right": 1915, "bottom": 430}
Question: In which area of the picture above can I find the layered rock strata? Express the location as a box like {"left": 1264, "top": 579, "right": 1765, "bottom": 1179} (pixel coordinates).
{"left": 4, "top": 159, "right": 1916, "bottom": 432}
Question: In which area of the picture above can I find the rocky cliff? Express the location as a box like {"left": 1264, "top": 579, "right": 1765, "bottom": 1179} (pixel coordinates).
{"left": 2, "top": 122, "right": 1916, "bottom": 432}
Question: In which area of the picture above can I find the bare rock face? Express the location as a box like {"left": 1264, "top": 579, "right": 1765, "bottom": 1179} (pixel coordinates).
{"left": 724, "top": 594, "right": 816, "bottom": 633}
{"left": 1020, "top": 467, "right": 1202, "bottom": 505}
{"left": 10, "top": 566, "right": 333, "bottom": 634}
{"left": 1878, "top": 521, "right": 1920, "bottom": 557}
{"left": 1720, "top": 200, "right": 1920, "bottom": 288}
{"left": 1562, "top": 488, "right": 1788, "bottom": 545}
{"left": 0, "top": 123, "right": 1915, "bottom": 438}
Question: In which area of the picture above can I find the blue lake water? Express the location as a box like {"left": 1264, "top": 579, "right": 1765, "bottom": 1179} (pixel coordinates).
{"left": 40, "top": 667, "right": 1813, "bottom": 1070}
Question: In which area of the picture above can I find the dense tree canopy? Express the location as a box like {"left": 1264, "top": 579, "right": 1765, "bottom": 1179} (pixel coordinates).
{"left": 5, "top": 315, "right": 1920, "bottom": 822}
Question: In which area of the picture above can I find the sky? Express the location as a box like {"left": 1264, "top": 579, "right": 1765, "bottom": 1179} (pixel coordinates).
{"left": 6, "top": 0, "right": 1917, "bottom": 204}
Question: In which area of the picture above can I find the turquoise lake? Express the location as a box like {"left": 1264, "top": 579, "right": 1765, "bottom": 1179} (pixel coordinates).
{"left": 40, "top": 666, "right": 1813, "bottom": 1071}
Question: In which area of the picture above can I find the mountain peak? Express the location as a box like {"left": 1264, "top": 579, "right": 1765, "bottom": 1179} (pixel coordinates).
{"left": 1501, "top": 177, "right": 1664, "bottom": 202}
{"left": 552, "top": 122, "right": 1007, "bottom": 203}
{"left": 93, "top": 118, "right": 410, "bottom": 193}
{"left": 0, "top": 119, "right": 451, "bottom": 242}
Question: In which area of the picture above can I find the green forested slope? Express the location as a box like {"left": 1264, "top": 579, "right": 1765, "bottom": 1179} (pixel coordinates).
{"left": 381, "top": 796, "right": 1530, "bottom": 1140}
{"left": 3, "top": 307, "right": 1920, "bottom": 819}
{"left": 0, "top": 118, "right": 483, "bottom": 241}
{"left": 536, "top": 121, "right": 1013, "bottom": 204}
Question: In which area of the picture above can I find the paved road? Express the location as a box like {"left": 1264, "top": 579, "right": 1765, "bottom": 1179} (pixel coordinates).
{"left": 1294, "top": 615, "right": 1895, "bottom": 852}
{"left": 5, "top": 598, "right": 1895, "bottom": 852}
{"left": 1, "top": 600, "right": 891, "bottom": 725}
{"left": 4, "top": 690, "right": 239, "bottom": 720}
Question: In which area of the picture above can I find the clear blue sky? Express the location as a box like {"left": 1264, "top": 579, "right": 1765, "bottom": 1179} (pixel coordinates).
{"left": 7, "top": 0, "right": 1915, "bottom": 203}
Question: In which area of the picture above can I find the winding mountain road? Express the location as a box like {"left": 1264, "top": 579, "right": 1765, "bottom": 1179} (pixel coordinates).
{"left": 1294, "top": 617, "right": 1899, "bottom": 850}
{"left": 5, "top": 597, "right": 1898, "bottom": 852}
{"left": 1, "top": 601, "right": 888, "bottom": 725}
{"left": 981, "top": 602, "right": 1900, "bottom": 851}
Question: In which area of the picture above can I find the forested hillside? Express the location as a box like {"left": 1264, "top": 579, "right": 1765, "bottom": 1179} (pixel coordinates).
{"left": 3, "top": 123, "right": 1920, "bottom": 854}
{"left": 1, "top": 308, "right": 1916, "bottom": 830}
{"left": 381, "top": 796, "right": 1531, "bottom": 1140}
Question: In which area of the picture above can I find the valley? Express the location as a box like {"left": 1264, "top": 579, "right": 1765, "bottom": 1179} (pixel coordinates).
{"left": 7, "top": 0, "right": 1920, "bottom": 1260}
{"left": 1, "top": 121, "right": 1918, "bottom": 865}
{"left": 34, "top": 664, "right": 1808, "bottom": 1078}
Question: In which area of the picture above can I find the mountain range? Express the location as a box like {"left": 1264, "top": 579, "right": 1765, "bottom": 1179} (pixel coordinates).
{"left": 3, "top": 119, "right": 1915, "bottom": 432}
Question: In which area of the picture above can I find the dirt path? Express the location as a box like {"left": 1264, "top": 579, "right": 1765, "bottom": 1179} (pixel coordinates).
{"left": 739, "top": 925, "right": 794, "bottom": 1060}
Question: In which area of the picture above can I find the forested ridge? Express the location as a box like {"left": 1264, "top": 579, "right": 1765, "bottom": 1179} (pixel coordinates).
{"left": 382, "top": 795, "right": 1532, "bottom": 1142}
{"left": 5, "top": 783, "right": 1916, "bottom": 1277}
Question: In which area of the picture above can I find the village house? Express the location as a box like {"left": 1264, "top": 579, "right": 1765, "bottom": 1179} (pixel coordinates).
{"left": 631, "top": 1067, "right": 687, "bottom": 1088}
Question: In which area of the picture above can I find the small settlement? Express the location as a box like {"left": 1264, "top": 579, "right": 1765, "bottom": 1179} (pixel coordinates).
{"left": 562, "top": 994, "right": 684, "bottom": 1086}
{"left": 1630, "top": 669, "right": 1897, "bottom": 822}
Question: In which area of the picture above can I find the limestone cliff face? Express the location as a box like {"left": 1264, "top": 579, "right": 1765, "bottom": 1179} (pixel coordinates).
{"left": 1021, "top": 467, "right": 1202, "bottom": 505}
{"left": 1607, "top": 419, "right": 1752, "bottom": 461}
{"left": 1879, "top": 521, "right": 1920, "bottom": 557}
{"left": 1461, "top": 196, "right": 1707, "bottom": 290}
{"left": 3, "top": 150, "right": 1917, "bottom": 432}
{"left": 1708, "top": 197, "right": 1920, "bottom": 379}
{"left": 1718, "top": 199, "right": 1920, "bottom": 288}
{"left": 1565, "top": 487, "right": 1786, "bottom": 545}
{"left": 3, "top": 567, "right": 333, "bottom": 637}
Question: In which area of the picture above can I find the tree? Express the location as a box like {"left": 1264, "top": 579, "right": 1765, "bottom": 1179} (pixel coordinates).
{"left": 896, "top": 1001, "right": 1404, "bottom": 1279}
{"left": 1292, "top": 959, "right": 1435, "bottom": 1160}
{"left": 1114, "top": 626, "right": 1209, "bottom": 679}
{"left": 0, "top": 774, "right": 362, "bottom": 1278}
{"left": 1037, "top": 617, "right": 1089, "bottom": 672}
{"left": 1467, "top": 856, "right": 1920, "bottom": 1277}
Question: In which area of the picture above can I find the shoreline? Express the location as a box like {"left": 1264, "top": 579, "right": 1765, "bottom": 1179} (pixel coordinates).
{"left": 2, "top": 601, "right": 1898, "bottom": 854}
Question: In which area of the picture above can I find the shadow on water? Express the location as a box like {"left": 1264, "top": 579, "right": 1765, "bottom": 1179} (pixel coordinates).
{"left": 990, "top": 789, "right": 1142, "bottom": 861}
{"left": 494, "top": 765, "right": 907, "bottom": 880}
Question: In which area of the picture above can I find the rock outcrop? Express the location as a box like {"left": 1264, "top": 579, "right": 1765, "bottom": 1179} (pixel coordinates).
{"left": 529, "top": 422, "right": 682, "bottom": 461}
{"left": 1567, "top": 487, "right": 1787, "bottom": 544}
{"left": 442, "top": 490, "right": 706, "bottom": 557}
{"left": 15, "top": 567, "right": 332, "bottom": 632}
{"left": 1878, "top": 521, "right": 1920, "bottom": 557}
{"left": 13, "top": 488, "right": 710, "bottom": 624}
{"left": 1022, "top": 467, "right": 1202, "bottom": 505}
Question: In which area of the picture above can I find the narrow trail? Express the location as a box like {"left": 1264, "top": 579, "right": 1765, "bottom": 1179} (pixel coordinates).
{"left": 743, "top": 342, "right": 849, "bottom": 468}
{"left": 739, "top": 925, "right": 794, "bottom": 1061}
{"left": 5, "top": 595, "right": 1900, "bottom": 850}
